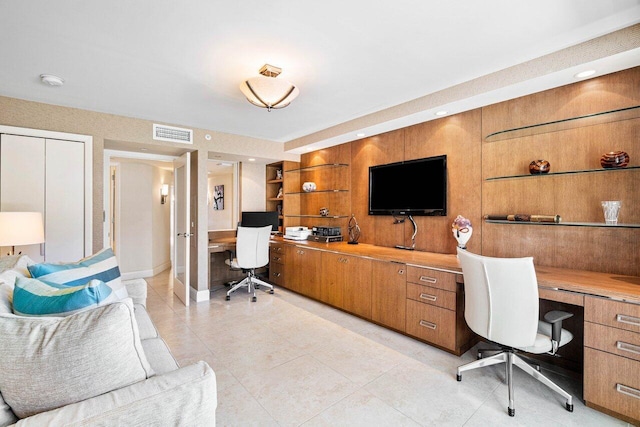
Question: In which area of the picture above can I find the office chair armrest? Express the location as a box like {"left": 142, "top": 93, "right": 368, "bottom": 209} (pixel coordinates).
{"left": 544, "top": 310, "right": 574, "bottom": 354}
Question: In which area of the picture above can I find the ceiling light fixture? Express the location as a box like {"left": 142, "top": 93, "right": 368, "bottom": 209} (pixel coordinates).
{"left": 356, "top": 133, "right": 366, "bottom": 137}
{"left": 574, "top": 70, "right": 596, "bottom": 79}
{"left": 435, "top": 110, "right": 448, "bottom": 116}
{"left": 239, "top": 64, "right": 299, "bottom": 111}
{"left": 40, "top": 74, "right": 65, "bottom": 87}
{"left": 248, "top": 158, "right": 256, "bottom": 162}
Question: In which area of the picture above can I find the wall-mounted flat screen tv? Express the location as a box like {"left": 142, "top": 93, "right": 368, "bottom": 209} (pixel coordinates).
{"left": 369, "top": 155, "right": 447, "bottom": 216}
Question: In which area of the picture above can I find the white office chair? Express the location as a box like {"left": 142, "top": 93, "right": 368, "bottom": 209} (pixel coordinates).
{"left": 225, "top": 226, "right": 274, "bottom": 302}
{"left": 455, "top": 248, "right": 574, "bottom": 417}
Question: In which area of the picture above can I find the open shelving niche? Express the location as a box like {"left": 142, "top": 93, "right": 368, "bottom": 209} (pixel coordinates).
{"left": 483, "top": 104, "right": 640, "bottom": 228}
{"left": 283, "top": 163, "right": 350, "bottom": 223}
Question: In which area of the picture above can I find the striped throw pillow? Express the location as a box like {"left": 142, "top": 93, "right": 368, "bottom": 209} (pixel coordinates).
{"left": 12, "top": 277, "right": 118, "bottom": 317}
{"left": 27, "top": 248, "right": 128, "bottom": 300}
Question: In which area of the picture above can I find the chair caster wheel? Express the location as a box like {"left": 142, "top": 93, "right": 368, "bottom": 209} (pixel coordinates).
{"left": 477, "top": 352, "right": 482, "bottom": 359}
{"left": 225, "top": 296, "right": 230, "bottom": 301}
{"left": 456, "top": 374, "right": 462, "bottom": 382}
{"left": 252, "top": 296, "right": 257, "bottom": 302}
{"left": 269, "top": 290, "right": 274, "bottom": 294}
{"left": 508, "top": 408, "right": 515, "bottom": 417}
{"left": 566, "top": 403, "right": 573, "bottom": 412}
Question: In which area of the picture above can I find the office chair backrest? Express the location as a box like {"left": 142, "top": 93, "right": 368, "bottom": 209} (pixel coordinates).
{"left": 235, "top": 226, "right": 271, "bottom": 269}
{"left": 457, "top": 248, "right": 539, "bottom": 348}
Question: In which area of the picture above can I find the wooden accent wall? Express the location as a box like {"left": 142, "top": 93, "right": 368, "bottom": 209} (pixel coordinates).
{"left": 349, "top": 109, "right": 482, "bottom": 253}
{"left": 482, "top": 67, "right": 640, "bottom": 276}
{"left": 300, "top": 66, "right": 639, "bottom": 276}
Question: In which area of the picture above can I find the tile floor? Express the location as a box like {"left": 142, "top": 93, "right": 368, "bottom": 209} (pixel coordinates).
{"left": 144, "top": 271, "right": 630, "bottom": 426}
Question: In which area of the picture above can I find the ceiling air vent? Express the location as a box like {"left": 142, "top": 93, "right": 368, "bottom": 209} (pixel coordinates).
{"left": 153, "top": 124, "right": 193, "bottom": 144}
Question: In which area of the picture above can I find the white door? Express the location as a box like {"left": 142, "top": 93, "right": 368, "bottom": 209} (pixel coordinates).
{"left": 0, "top": 134, "right": 46, "bottom": 261}
{"left": 173, "top": 152, "right": 191, "bottom": 306}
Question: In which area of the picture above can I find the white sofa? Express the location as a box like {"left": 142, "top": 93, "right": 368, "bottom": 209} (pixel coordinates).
{"left": 0, "top": 256, "right": 217, "bottom": 426}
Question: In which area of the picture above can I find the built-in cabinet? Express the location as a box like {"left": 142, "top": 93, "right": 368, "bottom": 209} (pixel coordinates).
{"left": 584, "top": 296, "right": 640, "bottom": 423}
{"left": 0, "top": 129, "right": 91, "bottom": 262}
{"left": 274, "top": 241, "right": 474, "bottom": 355}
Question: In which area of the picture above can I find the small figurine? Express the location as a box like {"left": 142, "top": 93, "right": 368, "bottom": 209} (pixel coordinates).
{"left": 276, "top": 187, "right": 283, "bottom": 199}
{"left": 452, "top": 215, "right": 473, "bottom": 249}
{"left": 348, "top": 214, "right": 361, "bottom": 245}
{"left": 276, "top": 169, "right": 283, "bottom": 180}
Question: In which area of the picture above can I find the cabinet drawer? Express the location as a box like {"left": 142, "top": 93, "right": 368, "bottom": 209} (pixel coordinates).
{"left": 406, "top": 283, "right": 456, "bottom": 311}
{"left": 406, "top": 299, "right": 456, "bottom": 350}
{"left": 269, "top": 262, "right": 284, "bottom": 285}
{"left": 270, "top": 243, "right": 285, "bottom": 254}
{"left": 585, "top": 322, "right": 640, "bottom": 363}
{"left": 270, "top": 251, "right": 286, "bottom": 265}
{"left": 406, "top": 266, "right": 458, "bottom": 292}
{"left": 584, "top": 348, "right": 640, "bottom": 422}
{"left": 585, "top": 296, "right": 640, "bottom": 334}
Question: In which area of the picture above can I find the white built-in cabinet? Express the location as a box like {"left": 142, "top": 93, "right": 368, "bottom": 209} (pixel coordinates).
{"left": 0, "top": 127, "right": 92, "bottom": 263}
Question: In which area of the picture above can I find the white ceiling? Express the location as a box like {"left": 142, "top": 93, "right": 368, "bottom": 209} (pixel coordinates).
{"left": 1, "top": 1, "right": 640, "bottom": 151}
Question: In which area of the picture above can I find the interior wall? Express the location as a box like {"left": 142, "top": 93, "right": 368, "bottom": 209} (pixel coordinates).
{"left": 208, "top": 173, "right": 233, "bottom": 229}
{"left": 240, "top": 162, "right": 266, "bottom": 212}
{"left": 118, "top": 161, "right": 172, "bottom": 277}
{"left": 118, "top": 163, "right": 153, "bottom": 274}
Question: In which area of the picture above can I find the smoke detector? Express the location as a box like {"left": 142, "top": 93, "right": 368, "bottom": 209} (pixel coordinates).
{"left": 40, "top": 74, "right": 65, "bottom": 87}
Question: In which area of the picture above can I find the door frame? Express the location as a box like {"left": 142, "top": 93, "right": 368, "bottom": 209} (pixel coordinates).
{"left": 0, "top": 125, "right": 93, "bottom": 256}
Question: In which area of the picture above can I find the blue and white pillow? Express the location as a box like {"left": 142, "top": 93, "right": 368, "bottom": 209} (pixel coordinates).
{"left": 12, "top": 277, "right": 118, "bottom": 317}
{"left": 27, "top": 248, "right": 128, "bottom": 300}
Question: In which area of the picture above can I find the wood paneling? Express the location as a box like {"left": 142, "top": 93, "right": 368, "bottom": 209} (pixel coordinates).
{"left": 342, "top": 255, "right": 372, "bottom": 319}
{"left": 585, "top": 296, "right": 640, "bottom": 334}
{"left": 404, "top": 110, "right": 483, "bottom": 254}
{"left": 371, "top": 260, "right": 406, "bottom": 332}
{"left": 407, "top": 283, "right": 456, "bottom": 311}
{"left": 482, "top": 67, "right": 640, "bottom": 137}
{"left": 406, "top": 299, "right": 456, "bottom": 350}
{"left": 406, "top": 266, "right": 459, "bottom": 292}
{"left": 585, "top": 322, "right": 640, "bottom": 363}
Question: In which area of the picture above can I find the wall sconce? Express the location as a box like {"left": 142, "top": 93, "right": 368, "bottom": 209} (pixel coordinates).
{"left": 160, "top": 184, "right": 169, "bottom": 204}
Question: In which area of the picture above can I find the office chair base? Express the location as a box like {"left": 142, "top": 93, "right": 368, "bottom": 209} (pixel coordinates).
{"left": 457, "top": 350, "right": 573, "bottom": 415}
{"left": 226, "top": 273, "right": 274, "bottom": 302}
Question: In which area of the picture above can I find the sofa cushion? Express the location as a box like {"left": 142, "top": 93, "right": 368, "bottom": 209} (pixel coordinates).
{"left": 134, "top": 303, "right": 159, "bottom": 340}
{"left": 142, "top": 337, "right": 180, "bottom": 375}
{"left": 12, "top": 276, "right": 119, "bottom": 317}
{"left": 0, "top": 299, "right": 154, "bottom": 418}
{"left": 0, "top": 254, "right": 33, "bottom": 276}
{"left": 27, "top": 248, "right": 128, "bottom": 300}
{"left": 0, "top": 391, "right": 17, "bottom": 427}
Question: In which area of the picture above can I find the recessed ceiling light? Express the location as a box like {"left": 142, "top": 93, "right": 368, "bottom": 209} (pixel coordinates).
{"left": 435, "top": 110, "right": 448, "bottom": 116}
{"left": 356, "top": 133, "right": 365, "bottom": 137}
{"left": 574, "top": 70, "right": 596, "bottom": 79}
{"left": 248, "top": 158, "right": 256, "bottom": 162}
{"left": 205, "top": 134, "right": 212, "bottom": 141}
{"left": 40, "top": 74, "right": 65, "bottom": 87}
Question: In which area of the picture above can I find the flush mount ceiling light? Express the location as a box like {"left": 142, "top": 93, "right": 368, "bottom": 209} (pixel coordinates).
{"left": 239, "top": 64, "right": 299, "bottom": 111}
{"left": 40, "top": 74, "right": 65, "bottom": 87}
{"left": 435, "top": 110, "right": 448, "bottom": 116}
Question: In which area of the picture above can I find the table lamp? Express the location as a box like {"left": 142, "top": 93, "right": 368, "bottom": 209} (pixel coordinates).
{"left": 0, "top": 212, "right": 45, "bottom": 256}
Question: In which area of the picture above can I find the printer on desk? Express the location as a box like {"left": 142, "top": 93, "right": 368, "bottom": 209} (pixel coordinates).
{"left": 284, "top": 226, "right": 311, "bottom": 240}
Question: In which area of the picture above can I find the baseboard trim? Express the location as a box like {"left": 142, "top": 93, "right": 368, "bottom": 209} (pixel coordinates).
{"left": 121, "top": 261, "right": 171, "bottom": 281}
{"left": 190, "top": 287, "right": 210, "bottom": 302}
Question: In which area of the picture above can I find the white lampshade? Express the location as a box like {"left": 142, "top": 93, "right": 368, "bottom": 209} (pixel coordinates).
{"left": 0, "top": 212, "right": 45, "bottom": 246}
{"left": 239, "top": 64, "right": 299, "bottom": 111}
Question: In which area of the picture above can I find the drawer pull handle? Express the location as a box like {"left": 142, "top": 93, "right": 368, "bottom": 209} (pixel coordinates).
{"left": 616, "top": 314, "right": 640, "bottom": 327}
{"left": 398, "top": 269, "right": 405, "bottom": 275}
{"left": 419, "top": 320, "right": 437, "bottom": 330}
{"left": 273, "top": 272, "right": 281, "bottom": 278}
{"left": 617, "top": 341, "right": 640, "bottom": 355}
{"left": 420, "top": 293, "right": 437, "bottom": 302}
{"left": 616, "top": 384, "right": 640, "bottom": 400}
{"left": 419, "top": 276, "right": 437, "bottom": 284}
{"left": 273, "top": 257, "right": 281, "bottom": 261}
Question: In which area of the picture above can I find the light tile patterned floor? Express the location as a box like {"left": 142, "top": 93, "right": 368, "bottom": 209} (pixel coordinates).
{"left": 144, "top": 271, "right": 630, "bottom": 426}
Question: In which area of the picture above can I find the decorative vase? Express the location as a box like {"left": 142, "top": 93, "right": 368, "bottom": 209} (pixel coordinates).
{"left": 529, "top": 159, "right": 551, "bottom": 174}
{"left": 600, "top": 151, "right": 629, "bottom": 168}
{"left": 302, "top": 182, "right": 316, "bottom": 192}
{"left": 452, "top": 215, "right": 473, "bottom": 249}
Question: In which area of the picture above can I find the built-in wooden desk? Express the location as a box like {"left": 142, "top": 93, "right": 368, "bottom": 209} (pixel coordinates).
{"left": 269, "top": 238, "right": 640, "bottom": 423}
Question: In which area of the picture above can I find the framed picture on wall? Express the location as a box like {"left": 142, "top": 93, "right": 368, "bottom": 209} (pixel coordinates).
{"left": 213, "top": 185, "right": 224, "bottom": 210}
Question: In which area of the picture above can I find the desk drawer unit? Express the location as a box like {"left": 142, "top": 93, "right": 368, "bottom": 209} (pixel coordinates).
{"left": 269, "top": 244, "right": 286, "bottom": 285}
{"left": 584, "top": 296, "right": 640, "bottom": 423}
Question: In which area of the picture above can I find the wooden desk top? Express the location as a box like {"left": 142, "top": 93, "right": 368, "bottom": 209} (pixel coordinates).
{"left": 271, "top": 237, "right": 640, "bottom": 304}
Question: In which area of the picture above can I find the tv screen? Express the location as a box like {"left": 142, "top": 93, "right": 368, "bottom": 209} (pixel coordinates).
{"left": 369, "top": 155, "right": 447, "bottom": 216}
{"left": 241, "top": 211, "right": 279, "bottom": 233}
